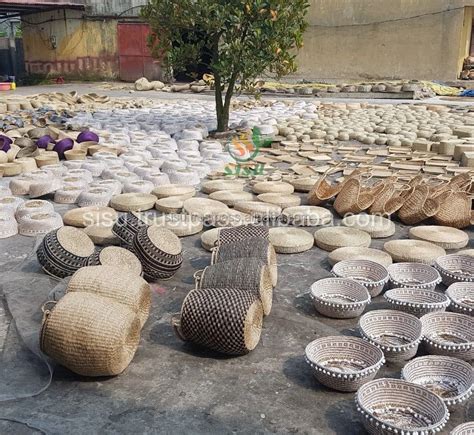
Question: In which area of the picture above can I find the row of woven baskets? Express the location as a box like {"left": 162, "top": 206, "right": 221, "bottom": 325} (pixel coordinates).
{"left": 308, "top": 171, "right": 473, "bottom": 229}
{"left": 40, "top": 265, "right": 151, "bottom": 377}
{"left": 173, "top": 225, "right": 278, "bottom": 355}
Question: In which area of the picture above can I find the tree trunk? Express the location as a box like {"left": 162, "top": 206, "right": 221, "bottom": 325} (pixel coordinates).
{"left": 215, "top": 75, "right": 230, "bottom": 132}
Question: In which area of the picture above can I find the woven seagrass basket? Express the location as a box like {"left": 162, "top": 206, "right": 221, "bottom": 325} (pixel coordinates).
{"left": 173, "top": 288, "right": 264, "bottom": 355}
{"left": 333, "top": 178, "right": 377, "bottom": 217}
{"left": 384, "top": 288, "right": 450, "bottom": 318}
{"left": 40, "top": 292, "right": 141, "bottom": 377}
{"left": 446, "top": 282, "right": 474, "bottom": 316}
{"left": 434, "top": 255, "right": 474, "bottom": 287}
{"left": 217, "top": 224, "right": 269, "bottom": 245}
{"left": 195, "top": 258, "right": 273, "bottom": 315}
{"left": 66, "top": 265, "right": 151, "bottom": 328}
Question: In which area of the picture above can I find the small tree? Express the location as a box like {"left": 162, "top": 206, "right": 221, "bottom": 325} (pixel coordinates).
{"left": 142, "top": 0, "right": 309, "bottom": 132}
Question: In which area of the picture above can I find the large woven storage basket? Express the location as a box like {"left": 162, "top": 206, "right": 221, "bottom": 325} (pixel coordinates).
{"left": 434, "top": 188, "right": 472, "bottom": 229}
{"left": 174, "top": 288, "right": 264, "bottom": 355}
{"left": 333, "top": 178, "right": 376, "bottom": 217}
{"left": 307, "top": 173, "right": 343, "bottom": 206}
{"left": 196, "top": 258, "right": 273, "bottom": 315}
{"left": 217, "top": 224, "right": 269, "bottom": 245}
{"left": 211, "top": 238, "right": 278, "bottom": 286}
{"left": 40, "top": 292, "right": 141, "bottom": 376}
{"left": 66, "top": 265, "right": 151, "bottom": 328}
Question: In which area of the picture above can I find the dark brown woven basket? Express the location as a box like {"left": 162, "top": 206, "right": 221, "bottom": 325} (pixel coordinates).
{"left": 217, "top": 225, "right": 269, "bottom": 245}
{"left": 196, "top": 258, "right": 273, "bottom": 315}
{"left": 211, "top": 238, "right": 278, "bottom": 287}
{"left": 173, "top": 288, "right": 264, "bottom": 355}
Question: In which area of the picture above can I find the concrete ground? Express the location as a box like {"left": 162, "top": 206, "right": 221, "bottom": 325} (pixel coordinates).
{"left": 0, "top": 87, "right": 472, "bottom": 434}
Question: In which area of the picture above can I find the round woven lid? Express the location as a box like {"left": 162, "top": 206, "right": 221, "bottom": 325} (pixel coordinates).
{"left": 152, "top": 214, "right": 203, "bottom": 237}
{"left": 209, "top": 190, "right": 254, "bottom": 206}
{"left": 384, "top": 240, "right": 446, "bottom": 264}
{"left": 201, "top": 227, "right": 226, "bottom": 251}
{"left": 110, "top": 193, "right": 156, "bottom": 212}
{"left": 84, "top": 222, "right": 120, "bottom": 246}
{"left": 252, "top": 181, "right": 294, "bottom": 195}
{"left": 257, "top": 193, "right": 301, "bottom": 209}
{"left": 183, "top": 197, "right": 228, "bottom": 217}
{"left": 57, "top": 226, "right": 95, "bottom": 257}
{"left": 63, "top": 206, "right": 118, "bottom": 228}
{"left": 201, "top": 180, "right": 245, "bottom": 194}
{"left": 281, "top": 206, "right": 332, "bottom": 227}
{"left": 99, "top": 246, "right": 142, "bottom": 276}
{"left": 458, "top": 249, "right": 474, "bottom": 257}
{"left": 409, "top": 226, "right": 469, "bottom": 250}
{"left": 146, "top": 225, "right": 182, "bottom": 255}
{"left": 328, "top": 247, "right": 393, "bottom": 267}
{"left": 314, "top": 227, "right": 372, "bottom": 252}
{"left": 152, "top": 184, "right": 195, "bottom": 199}
{"left": 341, "top": 214, "right": 396, "bottom": 239}
{"left": 269, "top": 227, "right": 314, "bottom": 254}
{"left": 234, "top": 201, "right": 282, "bottom": 219}
{"left": 155, "top": 196, "right": 184, "bottom": 213}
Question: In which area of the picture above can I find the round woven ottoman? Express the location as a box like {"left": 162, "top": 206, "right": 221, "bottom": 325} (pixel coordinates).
{"left": 384, "top": 240, "right": 446, "bottom": 265}
{"left": 155, "top": 196, "right": 184, "bottom": 214}
{"left": 289, "top": 177, "right": 318, "bottom": 192}
{"left": 29, "top": 178, "right": 62, "bottom": 198}
{"left": 183, "top": 197, "right": 228, "bottom": 219}
{"left": 314, "top": 227, "right": 371, "bottom": 252}
{"left": 0, "top": 162, "right": 22, "bottom": 177}
{"left": 110, "top": 193, "right": 156, "bottom": 212}
{"left": 201, "top": 228, "right": 224, "bottom": 251}
{"left": 209, "top": 190, "right": 254, "bottom": 207}
{"left": 54, "top": 187, "right": 83, "bottom": 204}
{"left": 217, "top": 224, "right": 269, "bottom": 245}
{"left": 84, "top": 222, "right": 120, "bottom": 246}
{"left": 281, "top": 206, "right": 332, "bottom": 227}
{"left": 77, "top": 188, "right": 112, "bottom": 208}
{"left": 112, "top": 212, "right": 149, "bottom": 248}
{"left": 86, "top": 248, "right": 143, "bottom": 277}
{"left": 234, "top": 201, "right": 282, "bottom": 221}
{"left": 341, "top": 214, "right": 395, "bottom": 238}
{"left": 269, "top": 228, "right": 314, "bottom": 254}
{"left": 63, "top": 206, "right": 117, "bottom": 228}
{"left": 123, "top": 180, "right": 154, "bottom": 194}
{"left": 252, "top": 181, "right": 294, "bottom": 195}
{"left": 257, "top": 193, "right": 301, "bottom": 209}
{"left": 19, "top": 212, "right": 63, "bottom": 236}
{"left": 152, "top": 184, "right": 195, "bottom": 199}
{"left": 409, "top": 226, "right": 469, "bottom": 250}
{"left": 9, "top": 177, "right": 32, "bottom": 195}
{"left": 201, "top": 180, "right": 245, "bottom": 194}
{"left": 0, "top": 212, "right": 18, "bottom": 238}
{"left": 153, "top": 214, "right": 203, "bottom": 237}
{"left": 16, "top": 200, "right": 54, "bottom": 220}
{"left": 0, "top": 196, "right": 24, "bottom": 214}
{"left": 328, "top": 247, "right": 393, "bottom": 267}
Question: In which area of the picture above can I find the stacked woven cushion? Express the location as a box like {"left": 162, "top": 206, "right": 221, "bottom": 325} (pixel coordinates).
{"left": 132, "top": 225, "right": 183, "bottom": 281}
{"left": 36, "top": 226, "right": 95, "bottom": 278}
{"left": 174, "top": 225, "right": 276, "bottom": 355}
{"left": 41, "top": 265, "right": 151, "bottom": 376}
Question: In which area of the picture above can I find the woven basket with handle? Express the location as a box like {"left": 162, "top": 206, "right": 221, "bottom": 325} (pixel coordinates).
{"left": 40, "top": 292, "right": 141, "bottom": 376}
{"left": 195, "top": 258, "right": 273, "bottom": 315}
{"left": 173, "top": 287, "right": 264, "bottom": 355}
{"left": 333, "top": 177, "right": 377, "bottom": 217}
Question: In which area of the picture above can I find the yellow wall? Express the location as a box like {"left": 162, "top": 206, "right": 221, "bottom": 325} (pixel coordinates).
{"left": 22, "top": 9, "right": 119, "bottom": 78}
{"left": 296, "top": 0, "right": 474, "bottom": 81}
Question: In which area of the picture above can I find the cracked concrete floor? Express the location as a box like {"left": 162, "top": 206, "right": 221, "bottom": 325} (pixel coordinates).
{"left": 0, "top": 194, "right": 472, "bottom": 435}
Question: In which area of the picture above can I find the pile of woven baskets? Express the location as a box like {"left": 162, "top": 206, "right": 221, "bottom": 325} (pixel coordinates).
{"left": 173, "top": 224, "right": 278, "bottom": 355}
{"left": 309, "top": 171, "right": 473, "bottom": 229}
{"left": 40, "top": 265, "right": 151, "bottom": 376}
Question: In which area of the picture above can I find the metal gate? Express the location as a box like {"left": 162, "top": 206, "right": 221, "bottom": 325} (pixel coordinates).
{"left": 118, "top": 23, "right": 161, "bottom": 82}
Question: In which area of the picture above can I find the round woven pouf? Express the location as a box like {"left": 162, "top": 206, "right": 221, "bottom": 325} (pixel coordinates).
{"left": 87, "top": 247, "right": 143, "bottom": 276}
{"left": 384, "top": 240, "right": 446, "bottom": 265}
{"left": 123, "top": 180, "right": 154, "bottom": 194}
{"left": 201, "top": 180, "right": 245, "bottom": 194}
{"left": 269, "top": 228, "right": 314, "bottom": 254}
{"left": 152, "top": 214, "right": 203, "bottom": 237}
{"left": 0, "top": 212, "right": 18, "bottom": 238}
{"left": 257, "top": 193, "right": 301, "bottom": 209}
{"left": 29, "top": 178, "right": 62, "bottom": 198}
{"left": 0, "top": 196, "right": 24, "bottom": 214}
{"left": 84, "top": 222, "right": 120, "bottom": 246}
{"left": 77, "top": 188, "right": 112, "bottom": 208}
{"left": 19, "top": 212, "right": 63, "bottom": 236}
{"left": 201, "top": 227, "right": 225, "bottom": 251}
{"left": 152, "top": 184, "right": 195, "bottom": 199}
{"left": 155, "top": 196, "right": 184, "bottom": 214}
{"left": 110, "top": 193, "right": 156, "bottom": 212}
{"left": 54, "top": 187, "right": 83, "bottom": 204}
{"left": 409, "top": 226, "right": 469, "bottom": 250}
{"left": 63, "top": 206, "right": 117, "bottom": 228}
{"left": 252, "top": 181, "right": 294, "bottom": 195}
{"left": 234, "top": 201, "right": 282, "bottom": 221}
{"left": 281, "top": 206, "right": 332, "bottom": 227}
{"left": 342, "top": 214, "right": 396, "bottom": 238}
{"left": 314, "top": 227, "right": 371, "bottom": 252}
{"left": 209, "top": 190, "right": 254, "bottom": 207}
{"left": 16, "top": 200, "right": 54, "bottom": 220}
{"left": 328, "top": 247, "right": 393, "bottom": 267}
{"left": 183, "top": 197, "right": 228, "bottom": 218}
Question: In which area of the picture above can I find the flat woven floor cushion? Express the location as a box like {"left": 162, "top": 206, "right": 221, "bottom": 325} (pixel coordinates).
{"left": 384, "top": 240, "right": 446, "bottom": 265}
{"left": 269, "top": 228, "right": 314, "bottom": 254}
{"left": 314, "top": 227, "right": 371, "bottom": 252}
{"left": 409, "top": 226, "right": 469, "bottom": 250}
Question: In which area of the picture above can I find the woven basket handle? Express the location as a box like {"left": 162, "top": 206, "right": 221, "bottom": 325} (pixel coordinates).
{"left": 171, "top": 314, "right": 187, "bottom": 342}
{"left": 41, "top": 301, "right": 57, "bottom": 316}
{"left": 193, "top": 269, "right": 204, "bottom": 290}
{"left": 210, "top": 246, "right": 219, "bottom": 265}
